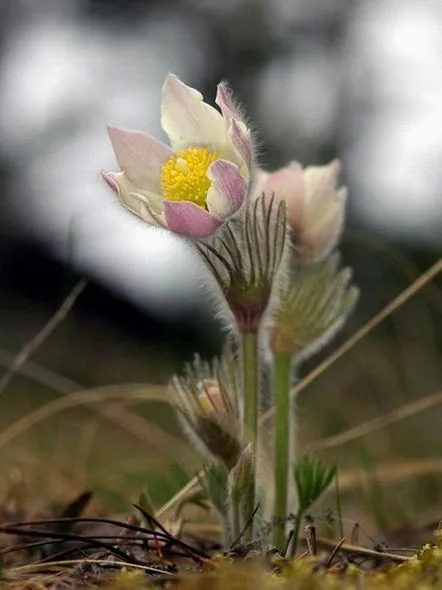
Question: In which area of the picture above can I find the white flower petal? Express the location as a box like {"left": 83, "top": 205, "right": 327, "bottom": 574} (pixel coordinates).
{"left": 125, "top": 191, "right": 167, "bottom": 228}
{"left": 302, "top": 205, "right": 345, "bottom": 261}
{"left": 161, "top": 74, "right": 227, "bottom": 152}
{"left": 302, "top": 170, "right": 347, "bottom": 260}
{"left": 102, "top": 171, "right": 163, "bottom": 216}
{"left": 303, "top": 159, "right": 341, "bottom": 213}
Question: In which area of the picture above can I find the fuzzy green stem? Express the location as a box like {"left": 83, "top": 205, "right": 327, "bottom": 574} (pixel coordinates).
{"left": 243, "top": 332, "right": 259, "bottom": 444}
{"left": 231, "top": 501, "right": 241, "bottom": 543}
{"left": 273, "top": 350, "right": 292, "bottom": 549}
{"left": 242, "top": 331, "right": 259, "bottom": 538}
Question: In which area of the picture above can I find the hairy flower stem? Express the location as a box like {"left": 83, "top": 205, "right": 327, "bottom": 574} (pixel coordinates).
{"left": 242, "top": 331, "right": 259, "bottom": 536}
{"left": 243, "top": 332, "right": 259, "bottom": 444}
{"left": 273, "top": 350, "right": 293, "bottom": 549}
{"left": 231, "top": 502, "right": 242, "bottom": 542}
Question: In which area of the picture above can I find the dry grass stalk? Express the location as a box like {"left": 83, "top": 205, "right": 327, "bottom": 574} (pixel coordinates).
{"left": 0, "top": 279, "right": 87, "bottom": 396}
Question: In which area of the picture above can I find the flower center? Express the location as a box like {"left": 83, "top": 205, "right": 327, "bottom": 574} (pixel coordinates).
{"left": 161, "top": 147, "right": 218, "bottom": 208}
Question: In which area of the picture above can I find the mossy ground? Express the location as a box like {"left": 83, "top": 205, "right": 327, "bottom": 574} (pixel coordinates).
{"left": 1, "top": 488, "right": 441, "bottom": 590}
{"left": 4, "top": 537, "right": 442, "bottom": 589}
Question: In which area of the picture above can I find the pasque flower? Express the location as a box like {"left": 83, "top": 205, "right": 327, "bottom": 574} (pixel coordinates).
{"left": 168, "top": 352, "right": 243, "bottom": 470}
{"left": 257, "top": 159, "right": 346, "bottom": 261}
{"left": 103, "top": 74, "right": 252, "bottom": 238}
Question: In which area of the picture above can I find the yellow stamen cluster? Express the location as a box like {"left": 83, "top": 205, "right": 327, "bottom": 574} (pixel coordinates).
{"left": 161, "top": 147, "right": 218, "bottom": 208}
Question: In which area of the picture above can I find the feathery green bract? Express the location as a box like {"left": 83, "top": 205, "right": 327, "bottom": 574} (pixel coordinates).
{"left": 271, "top": 253, "right": 359, "bottom": 361}
{"left": 197, "top": 193, "right": 287, "bottom": 333}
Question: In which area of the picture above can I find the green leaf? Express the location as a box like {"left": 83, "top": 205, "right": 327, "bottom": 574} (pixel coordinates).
{"left": 293, "top": 454, "right": 337, "bottom": 514}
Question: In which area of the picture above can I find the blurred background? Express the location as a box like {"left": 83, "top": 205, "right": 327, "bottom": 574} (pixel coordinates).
{"left": 0, "top": 0, "right": 441, "bottom": 539}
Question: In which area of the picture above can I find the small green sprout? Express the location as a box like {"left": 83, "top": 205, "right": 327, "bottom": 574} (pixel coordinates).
{"left": 290, "top": 454, "right": 337, "bottom": 557}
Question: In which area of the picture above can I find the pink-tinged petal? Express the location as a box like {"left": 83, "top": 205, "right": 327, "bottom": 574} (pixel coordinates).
{"left": 163, "top": 200, "right": 223, "bottom": 238}
{"left": 161, "top": 74, "right": 227, "bottom": 152}
{"left": 260, "top": 162, "right": 304, "bottom": 229}
{"left": 216, "top": 83, "right": 252, "bottom": 172}
{"left": 101, "top": 170, "right": 120, "bottom": 193}
{"left": 229, "top": 118, "right": 252, "bottom": 173}
{"left": 215, "top": 82, "right": 242, "bottom": 121}
{"left": 107, "top": 125, "right": 172, "bottom": 191}
{"left": 206, "top": 160, "right": 247, "bottom": 217}
{"left": 102, "top": 170, "right": 136, "bottom": 201}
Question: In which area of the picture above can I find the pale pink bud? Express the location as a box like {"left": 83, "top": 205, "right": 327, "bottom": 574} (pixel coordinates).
{"left": 168, "top": 353, "right": 243, "bottom": 470}
{"left": 258, "top": 159, "right": 346, "bottom": 261}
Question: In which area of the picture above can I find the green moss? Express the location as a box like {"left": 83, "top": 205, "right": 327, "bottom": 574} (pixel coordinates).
{"left": 94, "top": 541, "right": 442, "bottom": 590}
